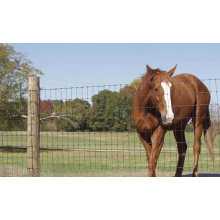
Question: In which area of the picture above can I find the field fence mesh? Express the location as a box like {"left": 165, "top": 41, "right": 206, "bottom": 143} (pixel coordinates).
{"left": 0, "top": 79, "right": 220, "bottom": 176}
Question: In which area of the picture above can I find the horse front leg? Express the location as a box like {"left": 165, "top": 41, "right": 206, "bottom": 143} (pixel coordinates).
{"left": 138, "top": 131, "right": 156, "bottom": 177}
{"left": 148, "top": 126, "right": 165, "bottom": 177}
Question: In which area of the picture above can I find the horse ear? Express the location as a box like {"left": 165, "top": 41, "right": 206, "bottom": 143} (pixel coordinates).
{"left": 146, "top": 65, "right": 152, "bottom": 73}
{"left": 167, "top": 65, "right": 177, "bottom": 77}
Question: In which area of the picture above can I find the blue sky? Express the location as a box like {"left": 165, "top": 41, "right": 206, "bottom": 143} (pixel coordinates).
{"left": 11, "top": 43, "right": 220, "bottom": 89}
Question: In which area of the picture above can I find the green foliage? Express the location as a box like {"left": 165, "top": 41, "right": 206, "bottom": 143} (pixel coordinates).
{"left": 105, "top": 92, "right": 134, "bottom": 131}
{"left": 88, "top": 88, "right": 135, "bottom": 132}
{"left": 0, "top": 97, "right": 27, "bottom": 131}
{"left": 0, "top": 44, "right": 43, "bottom": 130}
{"left": 130, "top": 78, "right": 141, "bottom": 90}
{"left": 0, "top": 44, "right": 43, "bottom": 102}
{"left": 88, "top": 90, "right": 113, "bottom": 131}
{"left": 53, "top": 99, "right": 91, "bottom": 132}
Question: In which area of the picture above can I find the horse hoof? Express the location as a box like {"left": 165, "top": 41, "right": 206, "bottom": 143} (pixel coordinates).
{"left": 192, "top": 171, "right": 199, "bottom": 177}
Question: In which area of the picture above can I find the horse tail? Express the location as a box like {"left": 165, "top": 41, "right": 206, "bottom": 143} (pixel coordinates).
{"left": 203, "top": 109, "right": 215, "bottom": 164}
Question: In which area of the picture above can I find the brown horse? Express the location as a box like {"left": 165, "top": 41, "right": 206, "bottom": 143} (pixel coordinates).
{"left": 131, "top": 65, "right": 214, "bottom": 177}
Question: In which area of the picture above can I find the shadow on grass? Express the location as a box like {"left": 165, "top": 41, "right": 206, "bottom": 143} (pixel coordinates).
{"left": 0, "top": 146, "right": 64, "bottom": 152}
{"left": 182, "top": 173, "right": 220, "bottom": 177}
{"left": 0, "top": 146, "right": 26, "bottom": 152}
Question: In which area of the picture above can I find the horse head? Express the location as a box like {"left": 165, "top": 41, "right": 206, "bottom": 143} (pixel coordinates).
{"left": 146, "top": 65, "right": 177, "bottom": 125}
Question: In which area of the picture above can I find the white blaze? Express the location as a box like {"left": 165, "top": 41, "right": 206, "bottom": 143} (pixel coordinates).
{"left": 161, "top": 82, "right": 174, "bottom": 121}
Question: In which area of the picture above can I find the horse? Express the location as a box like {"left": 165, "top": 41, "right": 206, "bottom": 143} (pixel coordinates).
{"left": 131, "top": 65, "right": 214, "bottom": 177}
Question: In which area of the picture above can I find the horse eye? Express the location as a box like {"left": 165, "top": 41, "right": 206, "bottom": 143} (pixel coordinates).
{"left": 155, "top": 88, "right": 158, "bottom": 92}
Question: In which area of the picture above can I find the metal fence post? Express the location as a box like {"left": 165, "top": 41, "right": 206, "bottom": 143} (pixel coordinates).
{"left": 27, "top": 76, "right": 40, "bottom": 177}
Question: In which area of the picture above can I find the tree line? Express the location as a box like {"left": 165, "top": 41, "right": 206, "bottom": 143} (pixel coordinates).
{"left": 40, "top": 84, "right": 138, "bottom": 132}
{"left": 0, "top": 84, "right": 139, "bottom": 132}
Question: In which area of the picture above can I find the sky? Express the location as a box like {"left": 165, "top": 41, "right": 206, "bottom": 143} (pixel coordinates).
{"left": 10, "top": 43, "right": 220, "bottom": 89}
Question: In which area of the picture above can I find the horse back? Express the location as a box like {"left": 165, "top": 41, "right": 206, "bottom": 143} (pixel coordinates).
{"left": 172, "top": 73, "right": 210, "bottom": 101}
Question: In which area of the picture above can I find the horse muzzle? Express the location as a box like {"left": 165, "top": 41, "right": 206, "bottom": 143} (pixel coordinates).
{"left": 162, "top": 114, "right": 174, "bottom": 125}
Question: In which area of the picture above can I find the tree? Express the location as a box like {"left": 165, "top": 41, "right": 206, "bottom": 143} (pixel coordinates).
{"left": 119, "top": 85, "right": 136, "bottom": 98}
{"left": 40, "top": 100, "right": 53, "bottom": 117}
{"left": 88, "top": 89, "right": 135, "bottom": 132}
{"left": 130, "top": 78, "right": 141, "bottom": 90}
{"left": 0, "top": 44, "right": 43, "bottom": 130}
{"left": 119, "top": 78, "right": 140, "bottom": 98}
{"left": 0, "top": 98, "right": 27, "bottom": 130}
{"left": 0, "top": 44, "right": 43, "bottom": 102}
{"left": 53, "top": 98, "right": 91, "bottom": 131}
{"left": 88, "top": 90, "right": 113, "bottom": 131}
{"left": 105, "top": 91, "right": 134, "bottom": 131}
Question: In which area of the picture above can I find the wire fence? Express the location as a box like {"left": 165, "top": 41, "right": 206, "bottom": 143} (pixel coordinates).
{"left": 0, "top": 78, "right": 220, "bottom": 176}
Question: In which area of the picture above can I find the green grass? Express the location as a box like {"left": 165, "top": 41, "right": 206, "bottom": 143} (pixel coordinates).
{"left": 0, "top": 131, "right": 220, "bottom": 176}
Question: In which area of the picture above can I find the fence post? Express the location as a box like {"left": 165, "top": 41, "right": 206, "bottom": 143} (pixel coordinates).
{"left": 27, "top": 76, "right": 40, "bottom": 177}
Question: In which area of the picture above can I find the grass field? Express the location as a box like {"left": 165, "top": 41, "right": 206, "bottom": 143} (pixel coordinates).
{"left": 0, "top": 131, "right": 219, "bottom": 176}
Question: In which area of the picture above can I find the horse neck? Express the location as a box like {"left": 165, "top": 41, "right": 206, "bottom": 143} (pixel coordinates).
{"left": 137, "top": 82, "right": 151, "bottom": 108}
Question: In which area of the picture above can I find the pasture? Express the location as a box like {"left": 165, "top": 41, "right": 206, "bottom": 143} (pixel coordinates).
{"left": 0, "top": 131, "right": 219, "bottom": 176}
